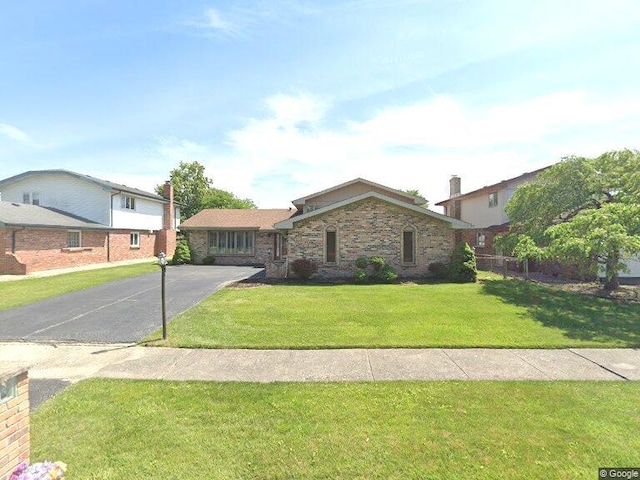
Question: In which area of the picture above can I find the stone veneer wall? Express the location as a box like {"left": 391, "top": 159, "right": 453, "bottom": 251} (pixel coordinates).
{"left": 285, "top": 197, "right": 455, "bottom": 278}
{"left": 0, "top": 368, "right": 29, "bottom": 480}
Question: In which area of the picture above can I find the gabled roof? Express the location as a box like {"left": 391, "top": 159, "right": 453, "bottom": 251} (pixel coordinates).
{"left": 0, "top": 169, "right": 168, "bottom": 203}
{"left": 180, "top": 209, "right": 298, "bottom": 231}
{"left": 0, "top": 201, "right": 110, "bottom": 230}
{"left": 435, "top": 166, "right": 551, "bottom": 206}
{"left": 292, "top": 177, "right": 427, "bottom": 207}
{"left": 275, "top": 191, "right": 472, "bottom": 230}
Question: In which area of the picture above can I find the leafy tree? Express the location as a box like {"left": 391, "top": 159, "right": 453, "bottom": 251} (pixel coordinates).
{"left": 405, "top": 189, "right": 429, "bottom": 207}
{"left": 157, "top": 161, "right": 213, "bottom": 220}
{"left": 502, "top": 149, "right": 640, "bottom": 290}
{"left": 202, "top": 188, "right": 257, "bottom": 209}
{"left": 158, "top": 161, "right": 257, "bottom": 220}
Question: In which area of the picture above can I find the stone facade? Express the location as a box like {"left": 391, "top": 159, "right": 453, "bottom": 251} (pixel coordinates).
{"left": 285, "top": 197, "right": 455, "bottom": 278}
{"left": 0, "top": 367, "right": 29, "bottom": 480}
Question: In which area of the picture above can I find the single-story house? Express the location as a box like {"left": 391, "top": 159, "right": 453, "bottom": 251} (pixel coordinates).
{"left": 0, "top": 170, "right": 179, "bottom": 275}
{"left": 181, "top": 178, "right": 471, "bottom": 278}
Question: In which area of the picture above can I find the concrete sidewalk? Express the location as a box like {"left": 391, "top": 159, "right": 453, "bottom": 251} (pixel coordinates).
{"left": 2, "top": 342, "right": 639, "bottom": 384}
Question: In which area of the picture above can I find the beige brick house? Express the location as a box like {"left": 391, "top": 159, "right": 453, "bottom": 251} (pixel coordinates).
{"left": 181, "top": 178, "right": 470, "bottom": 279}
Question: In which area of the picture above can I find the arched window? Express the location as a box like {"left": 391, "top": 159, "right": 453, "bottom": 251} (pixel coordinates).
{"left": 325, "top": 226, "right": 337, "bottom": 264}
{"left": 402, "top": 226, "right": 417, "bottom": 265}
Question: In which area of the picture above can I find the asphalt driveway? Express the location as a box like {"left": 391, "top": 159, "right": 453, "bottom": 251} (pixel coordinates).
{"left": 0, "top": 265, "right": 262, "bottom": 343}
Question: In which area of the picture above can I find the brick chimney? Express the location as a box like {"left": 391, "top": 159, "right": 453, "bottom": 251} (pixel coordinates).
{"left": 155, "top": 181, "right": 177, "bottom": 257}
{"left": 449, "top": 175, "right": 461, "bottom": 198}
{"left": 162, "top": 181, "right": 174, "bottom": 230}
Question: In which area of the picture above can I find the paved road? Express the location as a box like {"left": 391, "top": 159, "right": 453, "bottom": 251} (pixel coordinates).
{"left": 0, "top": 265, "right": 262, "bottom": 343}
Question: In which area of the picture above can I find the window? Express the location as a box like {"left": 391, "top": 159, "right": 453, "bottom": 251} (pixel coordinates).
{"left": 208, "top": 231, "right": 254, "bottom": 255}
{"left": 402, "top": 227, "right": 416, "bottom": 265}
{"left": 477, "top": 232, "right": 486, "bottom": 248}
{"left": 325, "top": 228, "right": 337, "bottom": 264}
{"left": 130, "top": 232, "right": 140, "bottom": 248}
{"left": 273, "top": 233, "right": 282, "bottom": 261}
{"left": 22, "top": 192, "right": 39, "bottom": 205}
{"left": 488, "top": 192, "right": 498, "bottom": 208}
{"left": 67, "top": 231, "right": 81, "bottom": 248}
{"left": 121, "top": 195, "right": 136, "bottom": 210}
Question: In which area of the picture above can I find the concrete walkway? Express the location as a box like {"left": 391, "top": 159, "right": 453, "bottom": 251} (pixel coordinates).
{"left": 3, "top": 342, "right": 639, "bottom": 384}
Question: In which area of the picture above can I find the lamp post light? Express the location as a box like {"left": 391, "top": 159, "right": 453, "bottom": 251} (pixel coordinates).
{"left": 157, "top": 252, "right": 168, "bottom": 340}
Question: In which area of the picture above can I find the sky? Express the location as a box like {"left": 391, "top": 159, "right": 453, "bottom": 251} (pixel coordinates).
{"left": 1, "top": 0, "right": 640, "bottom": 210}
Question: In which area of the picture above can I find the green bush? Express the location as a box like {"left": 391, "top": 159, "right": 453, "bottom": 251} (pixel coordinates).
{"left": 428, "top": 262, "right": 449, "bottom": 280}
{"left": 355, "top": 256, "right": 369, "bottom": 269}
{"left": 353, "top": 268, "right": 369, "bottom": 284}
{"left": 369, "top": 256, "right": 385, "bottom": 272}
{"left": 291, "top": 258, "right": 319, "bottom": 280}
{"left": 377, "top": 264, "right": 398, "bottom": 283}
{"left": 449, "top": 242, "right": 477, "bottom": 283}
{"left": 171, "top": 240, "right": 192, "bottom": 265}
{"left": 202, "top": 255, "right": 216, "bottom": 265}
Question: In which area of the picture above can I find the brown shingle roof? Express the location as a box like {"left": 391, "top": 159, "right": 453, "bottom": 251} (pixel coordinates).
{"left": 180, "top": 209, "right": 298, "bottom": 231}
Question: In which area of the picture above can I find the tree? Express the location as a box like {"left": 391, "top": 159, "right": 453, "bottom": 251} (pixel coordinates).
{"left": 404, "top": 189, "right": 429, "bottom": 208}
{"left": 157, "top": 161, "right": 213, "bottom": 220}
{"left": 502, "top": 149, "right": 640, "bottom": 290}
{"left": 202, "top": 188, "right": 257, "bottom": 209}
{"left": 449, "top": 242, "right": 477, "bottom": 283}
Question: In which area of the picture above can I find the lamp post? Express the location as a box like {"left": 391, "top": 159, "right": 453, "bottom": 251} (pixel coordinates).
{"left": 157, "top": 252, "right": 168, "bottom": 340}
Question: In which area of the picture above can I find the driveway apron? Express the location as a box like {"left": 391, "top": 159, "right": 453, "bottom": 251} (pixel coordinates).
{"left": 0, "top": 265, "right": 262, "bottom": 343}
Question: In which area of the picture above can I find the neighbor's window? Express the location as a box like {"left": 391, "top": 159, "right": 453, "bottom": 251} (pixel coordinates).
{"left": 22, "top": 192, "right": 40, "bottom": 205}
{"left": 67, "top": 231, "right": 81, "bottom": 248}
{"left": 208, "top": 231, "right": 254, "bottom": 255}
{"left": 402, "top": 226, "right": 416, "bottom": 265}
{"left": 121, "top": 195, "right": 136, "bottom": 210}
{"left": 130, "top": 232, "right": 140, "bottom": 248}
{"left": 488, "top": 192, "right": 498, "bottom": 208}
{"left": 325, "top": 227, "right": 337, "bottom": 264}
{"left": 477, "top": 232, "right": 486, "bottom": 248}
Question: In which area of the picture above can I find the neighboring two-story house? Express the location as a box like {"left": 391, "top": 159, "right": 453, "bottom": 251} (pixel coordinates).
{"left": 0, "top": 170, "right": 179, "bottom": 275}
{"left": 435, "top": 167, "right": 549, "bottom": 256}
{"left": 181, "top": 178, "right": 471, "bottom": 279}
{"left": 435, "top": 167, "right": 640, "bottom": 282}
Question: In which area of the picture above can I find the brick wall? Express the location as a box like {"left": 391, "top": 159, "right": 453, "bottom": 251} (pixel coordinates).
{"left": 0, "top": 369, "right": 29, "bottom": 480}
{"left": 286, "top": 197, "right": 455, "bottom": 278}
{"left": 108, "top": 230, "right": 156, "bottom": 261}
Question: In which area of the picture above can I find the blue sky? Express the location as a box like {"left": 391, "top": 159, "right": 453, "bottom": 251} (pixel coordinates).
{"left": 2, "top": 1, "right": 640, "bottom": 209}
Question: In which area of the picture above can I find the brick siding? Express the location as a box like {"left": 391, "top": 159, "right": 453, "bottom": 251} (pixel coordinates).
{"left": 0, "top": 369, "right": 29, "bottom": 480}
{"left": 286, "top": 197, "right": 455, "bottom": 278}
{"left": 0, "top": 228, "right": 175, "bottom": 275}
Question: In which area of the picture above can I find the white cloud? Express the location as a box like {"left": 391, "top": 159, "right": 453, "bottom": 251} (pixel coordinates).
{"left": 186, "top": 7, "right": 239, "bottom": 37}
{"left": 152, "top": 90, "right": 640, "bottom": 209}
{"left": 0, "top": 123, "right": 30, "bottom": 143}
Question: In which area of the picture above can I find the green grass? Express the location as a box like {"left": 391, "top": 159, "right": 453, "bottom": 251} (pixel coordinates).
{"left": 32, "top": 379, "right": 640, "bottom": 479}
{"left": 0, "top": 263, "right": 157, "bottom": 311}
{"left": 147, "top": 278, "right": 640, "bottom": 348}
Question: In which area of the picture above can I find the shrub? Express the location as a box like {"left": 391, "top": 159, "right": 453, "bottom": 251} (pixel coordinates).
{"left": 449, "top": 242, "right": 477, "bottom": 283}
{"left": 377, "top": 264, "right": 398, "bottom": 283}
{"left": 202, "top": 255, "right": 216, "bottom": 265}
{"left": 354, "top": 256, "right": 369, "bottom": 269}
{"left": 353, "top": 268, "right": 369, "bottom": 284}
{"left": 368, "top": 256, "right": 385, "bottom": 272}
{"left": 171, "top": 240, "right": 192, "bottom": 265}
{"left": 428, "top": 262, "right": 449, "bottom": 280}
{"left": 290, "top": 258, "right": 318, "bottom": 280}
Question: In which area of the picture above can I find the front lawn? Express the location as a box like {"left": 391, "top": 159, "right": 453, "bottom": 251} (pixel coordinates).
{"left": 0, "top": 263, "right": 157, "bottom": 311}
{"left": 146, "top": 278, "right": 640, "bottom": 348}
{"left": 31, "top": 379, "right": 640, "bottom": 479}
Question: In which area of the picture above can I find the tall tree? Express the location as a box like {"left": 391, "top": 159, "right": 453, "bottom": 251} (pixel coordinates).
{"left": 202, "top": 188, "right": 257, "bottom": 209}
{"left": 158, "top": 161, "right": 213, "bottom": 220}
{"left": 501, "top": 149, "right": 640, "bottom": 290}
